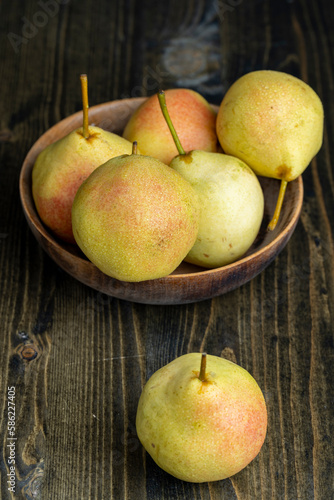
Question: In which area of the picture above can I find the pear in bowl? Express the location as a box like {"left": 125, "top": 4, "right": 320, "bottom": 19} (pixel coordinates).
{"left": 71, "top": 145, "right": 200, "bottom": 282}
{"left": 217, "top": 70, "right": 323, "bottom": 230}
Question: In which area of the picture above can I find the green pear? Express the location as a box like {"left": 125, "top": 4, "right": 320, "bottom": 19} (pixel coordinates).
{"left": 158, "top": 91, "right": 264, "bottom": 268}
{"left": 136, "top": 353, "right": 267, "bottom": 483}
{"left": 216, "top": 70, "right": 324, "bottom": 230}
{"left": 32, "top": 75, "right": 133, "bottom": 243}
{"left": 71, "top": 148, "right": 200, "bottom": 282}
{"left": 170, "top": 151, "right": 264, "bottom": 267}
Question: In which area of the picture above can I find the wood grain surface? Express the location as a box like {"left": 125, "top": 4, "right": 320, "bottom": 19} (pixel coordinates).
{"left": 0, "top": 0, "right": 333, "bottom": 499}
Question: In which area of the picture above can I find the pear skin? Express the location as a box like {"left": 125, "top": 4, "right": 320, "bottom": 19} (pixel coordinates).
{"left": 170, "top": 151, "right": 264, "bottom": 268}
{"left": 32, "top": 126, "right": 133, "bottom": 243}
{"left": 217, "top": 70, "right": 324, "bottom": 181}
{"left": 123, "top": 88, "right": 218, "bottom": 165}
{"left": 216, "top": 70, "right": 324, "bottom": 229}
{"left": 136, "top": 353, "right": 267, "bottom": 483}
{"left": 71, "top": 154, "right": 200, "bottom": 282}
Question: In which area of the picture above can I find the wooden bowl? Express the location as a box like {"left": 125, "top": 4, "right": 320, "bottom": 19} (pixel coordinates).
{"left": 19, "top": 98, "right": 303, "bottom": 305}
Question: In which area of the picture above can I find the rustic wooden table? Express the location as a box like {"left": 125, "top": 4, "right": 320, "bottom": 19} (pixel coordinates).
{"left": 1, "top": 0, "right": 333, "bottom": 499}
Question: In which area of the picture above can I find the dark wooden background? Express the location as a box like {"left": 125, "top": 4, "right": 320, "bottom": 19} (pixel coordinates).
{"left": 1, "top": 0, "right": 333, "bottom": 498}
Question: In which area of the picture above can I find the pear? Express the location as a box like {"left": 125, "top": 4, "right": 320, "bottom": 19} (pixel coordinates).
{"left": 216, "top": 70, "right": 324, "bottom": 230}
{"left": 123, "top": 88, "right": 218, "bottom": 165}
{"left": 32, "top": 74, "right": 133, "bottom": 243}
{"left": 170, "top": 151, "right": 264, "bottom": 267}
{"left": 136, "top": 353, "right": 267, "bottom": 483}
{"left": 158, "top": 90, "right": 264, "bottom": 268}
{"left": 71, "top": 145, "right": 200, "bottom": 282}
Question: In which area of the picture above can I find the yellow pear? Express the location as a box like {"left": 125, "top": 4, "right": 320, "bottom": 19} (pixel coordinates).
{"left": 136, "top": 353, "right": 267, "bottom": 483}
{"left": 216, "top": 70, "right": 324, "bottom": 229}
{"left": 71, "top": 148, "right": 200, "bottom": 282}
{"left": 33, "top": 126, "right": 133, "bottom": 243}
{"left": 32, "top": 75, "right": 133, "bottom": 243}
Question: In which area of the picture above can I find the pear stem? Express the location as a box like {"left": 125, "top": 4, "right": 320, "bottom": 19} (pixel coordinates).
{"left": 199, "top": 353, "right": 207, "bottom": 382}
{"left": 132, "top": 141, "right": 138, "bottom": 155}
{"left": 268, "top": 179, "right": 288, "bottom": 231}
{"left": 80, "top": 74, "right": 90, "bottom": 139}
{"left": 158, "top": 90, "right": 185, "bottom": 155}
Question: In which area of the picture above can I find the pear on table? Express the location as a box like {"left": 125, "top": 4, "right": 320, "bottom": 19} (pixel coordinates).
{"left": 123, "top": 88, "right": 219, "bottom": 165}
{"left": 136, "top": 353, "right": 267, "bottom": 483}
{"left": 216, "top": 70, "right": 324, "bottom": 230}
{"left": 158, "top": 90, "right": 264, "bottom": 268}
{"left": 32, "top": 74, "right": 133, "bottom": 243}
{"left": 71, "top": 143, "right": 200, "bottom": 282}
